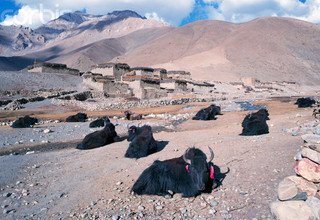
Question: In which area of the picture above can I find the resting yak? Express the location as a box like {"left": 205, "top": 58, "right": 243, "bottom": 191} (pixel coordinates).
{"left": 295, "top": 97, "right": 316, "bottom": 108}
{"left": 193, "top": 104, "right": 222, "bottom": 121}
{"left": 124, "top": 111, "right": 142, "bottom": 121}
{"left": 11, "top": 115, "right": 38, "bottom": 128}
{"left": 241, "top": 109, "right": 269, "bottom": 136}
{"left": 77, "top": 119, "right": 118, "bottom": 150}
{"left": 89, "top": 117, "right": 110, "bottom": 128}
{"left": 132, "top": 147, "right": 215, "bottom": 197}
{"left": 125, "top": 125, "right": 157, "bottom": 159}
{"left": 66, "top": 113, "right": 88, "bottom": 122}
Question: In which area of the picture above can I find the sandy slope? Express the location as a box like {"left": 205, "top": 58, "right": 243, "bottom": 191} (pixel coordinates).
{"left": 115, "top": 17, "right": 320, "bottom": 85}
{"left": 0, "top": 100, "right": 315, "bottom": 219}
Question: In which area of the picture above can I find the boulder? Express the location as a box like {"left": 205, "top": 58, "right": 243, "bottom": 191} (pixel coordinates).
{"left": 277, "top": 179, "right": 298, "bottom": 201}
{"left": 302, "top": 147, "right": 320, "bottom": 164}
{"left": 270, "top": 201, "right": 316, "bottom": 220}
{"left": 306, "top": 197, "right": 320, "bottom": 219}
{"left": 294, "top": 158, "right": 320, "bottom": 183}
{"left": 302, "top": 134, "right": 320, "bottom": 144}
{"left": 286, "top": 176, "right": 317, "bottom": 197}
{"left": 305, "top": 144, "right": 320, "bottom": 154}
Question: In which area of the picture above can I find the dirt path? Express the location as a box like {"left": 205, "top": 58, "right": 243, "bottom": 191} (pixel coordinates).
{"left": 0, "top": 100, "right": 315, "bottom": 220}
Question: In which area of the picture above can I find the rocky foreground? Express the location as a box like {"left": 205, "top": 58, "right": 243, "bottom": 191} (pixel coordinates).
{"left": 271, "top": 119, "right": 320, "bottom": 219}
{"left": 0, "top": 99, "right": 317, "bottom": 220}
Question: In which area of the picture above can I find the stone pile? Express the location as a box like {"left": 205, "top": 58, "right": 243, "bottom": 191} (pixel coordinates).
{"left": 271, "top": 133, "right": 320, "bottom": 220}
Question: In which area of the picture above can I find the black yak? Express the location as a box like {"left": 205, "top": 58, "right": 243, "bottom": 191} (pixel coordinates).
{"left": 125, "top": 125, "right": 157, "bottom": 159}
{"left": 77, "top": 119, "right": 118, "bottom": 150}
{"left": 89, "top": 117, "right": 110, "bottom": 128}
{"left": 124, "top": 111, "right": 142, "bottom": 120}
{"left": 295, "top": 97, "right": 316, "bottom": 108}
{"left": 132, "top": 147, "right": 215, "bottom": 197}
{"left": 192, "top": 104, "right": 222, "bottom": 121}
{"left": 241, "top": 109, "right": 269, "bottom": 136}
{"left": 66, "top": 113, "right": 87, "bottom": 122}
{"left": 11, "top": 115, "right": 38, "bottom": 128}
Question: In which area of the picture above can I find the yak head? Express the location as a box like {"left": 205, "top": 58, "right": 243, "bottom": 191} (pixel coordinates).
{"left": 183, "top": 147, "right": 214, "bottom": 192}
{"left": 127, "top": 125, "right": 138, "bottom": 141}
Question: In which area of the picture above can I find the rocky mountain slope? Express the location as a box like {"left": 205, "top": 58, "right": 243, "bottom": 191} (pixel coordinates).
{"left": 115, "top": 17, "right": 320, "bottom": 85}
{"left": 0, "top": 25, "right": 45, "bottom": 55}
{"left": 1, "top": 12, "right": 320, "bottom": 85}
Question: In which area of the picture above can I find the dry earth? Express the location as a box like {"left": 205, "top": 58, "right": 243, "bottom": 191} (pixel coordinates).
{"left": 0, "top": 99, "right": 315, "bottom": 220}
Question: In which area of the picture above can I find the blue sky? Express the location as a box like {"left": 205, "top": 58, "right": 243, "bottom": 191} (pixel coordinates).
{"left": 0, "top": 0, "right": 317, "bottom": 28}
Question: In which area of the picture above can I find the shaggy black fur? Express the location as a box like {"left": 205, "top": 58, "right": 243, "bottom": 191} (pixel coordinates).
{"left": 192, "top": 104, "right": 222, "bottom": 121}
{"left": 66, "top": 113, "right": 87, "bottom": 122}
{"left": 11, "top": 115, "right": 38, "bottom": 128}
{"left": 132, "top": 148, "right": 215, "bottom": 197}
{"left": 89, "top": 117, "right": 110, "bottom": 128}
{"left": 241, "top": 109, "right": 269, "bottom": 136}
{"left": 125, "top": 125, "right": 157, "bottom": 159}
{"left": 77, "top": 121, "right": 118, "bottom": 150}
{"left": 295, "top": 97, "right": 316, "bottom": 108}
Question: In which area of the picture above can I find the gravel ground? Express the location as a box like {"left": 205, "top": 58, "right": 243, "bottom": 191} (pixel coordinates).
{"left": 0, "top": 100, "right": 316, "bottom": 220}
{"left": 0, "top": 71, "right": 83, "bottom": 98}
{"left": 0, "top": 119, "right": 170, "bottom": 148}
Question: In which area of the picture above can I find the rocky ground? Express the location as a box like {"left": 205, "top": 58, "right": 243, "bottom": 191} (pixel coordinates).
{"left": 0, "top": 99, "right": 317, "bottom": 220}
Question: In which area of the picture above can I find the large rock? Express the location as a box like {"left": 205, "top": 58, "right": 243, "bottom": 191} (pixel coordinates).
{"left": 302, "top": 134, "right": 320, "bottom": 144}
{"left": 270, "top": 201, "right": 316, "bottom": 220}
{"left": 286, "top": 176, "right": 317, "bottom": 197}
{"left": 302, "top": 147, "right": 320, "bottom": 164}
{"left": 305, "top": 144, "right": 320, "bottom": 154}
{"left": 306, "top": 197, "right": 320, "bottom": 219}
{"left": 294, "top": 158, "right": 320, "bottom": 183}
{"left": 277, "top": 179, "right": 298, "bottom": 201}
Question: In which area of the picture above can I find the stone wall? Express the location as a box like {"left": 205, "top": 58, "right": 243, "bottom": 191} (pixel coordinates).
{"left": 103, "top": 81, "right": 132, "bottom": 98}
{"left": 83, "top": 78, "right": 104, "bottom": 92}
{"left": 91, "top": 67, "right": 113, "bottom": 77}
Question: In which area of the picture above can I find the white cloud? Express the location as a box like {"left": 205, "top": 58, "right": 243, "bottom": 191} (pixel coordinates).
{"left": 206, "top": 0, "right": 320, "bottom": 23}
{"left": 145, "top": 12, "right": 169, "bottom": 24}
{"left": 1, "top": 5, "right": 59, "bottom": 28}
{"left": 1, "top": 0, "right": 194, "bottom": 27}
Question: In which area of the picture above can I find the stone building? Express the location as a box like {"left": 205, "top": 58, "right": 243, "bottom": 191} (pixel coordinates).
{"left": 27, "top": 62, "right": 80, "bottom": 75}
{"left": 153, "top": 68, "right": 167, "bottom": 79}
{"left": 130, "top": 67, "right": 154, "bottom": 77}
{"left": 187, "top": 81, "right": 215, "bottom": 94}
{"left": 167, "top": 70, "right": 191, "bottom": 80}
{"left": 103, "top": 80, "right": 132, "bottom": 98}
{"left": 91, "top": 63, "right": 130, "bottom": 81}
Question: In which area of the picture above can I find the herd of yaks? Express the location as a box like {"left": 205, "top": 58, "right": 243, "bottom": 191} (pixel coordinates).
{"left": 8, "top": 97, "right": 318, "bottom": 197}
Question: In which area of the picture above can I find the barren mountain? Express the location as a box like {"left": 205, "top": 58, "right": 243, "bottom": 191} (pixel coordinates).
{"left": 1, "top": 13, "right": 320, "bottom": 85}
{"left": 0, "top": 25, "right": 45, "bottom": 55}
{"left": 115, "top": 17, "right": 320, "bottom": 85}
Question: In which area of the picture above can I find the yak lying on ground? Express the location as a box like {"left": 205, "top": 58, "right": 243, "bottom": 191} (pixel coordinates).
{"left": 125, "top": 125, "right": 157, "bottom": 159}
{"left": 241, "top": 109, "right": 269, "bottom": 136}
{"left": 11, "top": 115, "right": 38, "bottom": 128}
{"left": 192, "top": 104, "right": 222, "bottom": 121}
{"left": 124, "top": 111, "right": 142, "bottom": 120}
{"left": 132, "top": 147, "right": 215, "bottom": 197}
{"left": 77, "top": 119, "right": 118, "bottom": 150}
{"left": 66, "top": 113, "right": 87, "bottom": 122}
{"left": 89, "top": 117, "right": 110, "bottom": 128}
{"left": 295, "top": 97, "right": 316, "bottom": 108}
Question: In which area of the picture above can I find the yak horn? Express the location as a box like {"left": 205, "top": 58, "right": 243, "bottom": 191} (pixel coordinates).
{"left": 183, "top": 148, "right": 192, "bottom": 164}
{"left": 207, "top": 146, "right": 214, "bottom": 162}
